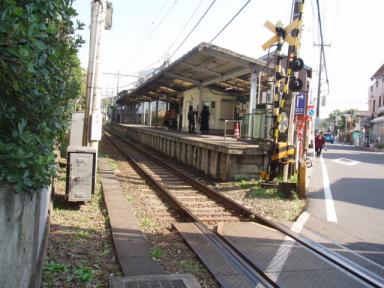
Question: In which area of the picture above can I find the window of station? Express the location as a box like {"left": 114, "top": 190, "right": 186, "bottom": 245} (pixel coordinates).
{"left": 220, "top": 100, "right": 235, "bottom": 120}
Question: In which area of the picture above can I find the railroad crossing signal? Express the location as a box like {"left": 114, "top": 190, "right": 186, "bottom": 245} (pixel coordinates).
{"left": 278, "top": 112, "right": 289, "bottom": 133}
{"left": 262, "top": 19, "right": 300, "bottom": 50}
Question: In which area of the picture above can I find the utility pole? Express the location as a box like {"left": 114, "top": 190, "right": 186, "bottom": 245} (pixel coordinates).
{"left": 314, "top": 43, "right": 330, "bottom": 121}
{"left": 83, "top": 0, "right": 112, "bottom": 148}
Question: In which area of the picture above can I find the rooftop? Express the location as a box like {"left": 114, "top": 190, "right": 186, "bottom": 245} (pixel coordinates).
{"left": 116, "top": 42, "right": 271, "bottom": 105}
{"left": 371, "top": 63, "right": 384, "bottom": 80}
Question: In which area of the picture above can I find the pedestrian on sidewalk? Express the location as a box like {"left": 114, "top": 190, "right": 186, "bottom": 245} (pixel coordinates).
{"left": 315, "top": 132, "right": 325, "bottom": 156}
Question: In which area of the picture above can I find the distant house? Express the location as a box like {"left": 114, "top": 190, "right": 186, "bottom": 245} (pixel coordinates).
{"left": 354, "top": 110, "right": 371, "bottom": 131}
{"left": 368, "top": 64, "right": 384, "bottom": 143}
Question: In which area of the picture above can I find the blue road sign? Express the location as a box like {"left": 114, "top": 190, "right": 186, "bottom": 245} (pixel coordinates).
{"left": 308, "top": 109, "right": 315, "bottom": 117}
{"left": 295, "top": 93, "right": 306, "bottom": 115}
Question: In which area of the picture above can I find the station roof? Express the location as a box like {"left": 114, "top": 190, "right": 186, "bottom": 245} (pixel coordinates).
{"left": 116, "top": 43, "right": 270, "bottom": 105}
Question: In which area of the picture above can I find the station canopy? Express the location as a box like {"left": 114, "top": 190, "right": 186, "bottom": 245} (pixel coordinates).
{"left": 116, "top": 42, "right": 270, "bottom": 105}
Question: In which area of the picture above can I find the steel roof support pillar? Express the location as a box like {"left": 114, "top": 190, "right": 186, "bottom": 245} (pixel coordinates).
{"left": 142, "top": 102, "right": 146, "bottom": 125}
{"left": 198, "top": 85, "right": 204, "bottom": 133}
{"left": 148, "top": 101, "right": 152, "bottom": 126}
{"left": 155, "top": 98, "right": 159, "bottom": 127}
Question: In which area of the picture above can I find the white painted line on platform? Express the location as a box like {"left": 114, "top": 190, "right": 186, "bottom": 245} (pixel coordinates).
{"left": 332, "top": 158, "right": 360, "bottom": 166}
{"left": 320, "top": 155, "right": 338, "bottom": 222}
{"left": 266, "top": 212, "right": 310, "bottom": 276}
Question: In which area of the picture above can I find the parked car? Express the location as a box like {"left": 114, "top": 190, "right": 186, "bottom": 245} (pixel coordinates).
{"left": 324, "top": 133, "right": 334, "bottom": 144}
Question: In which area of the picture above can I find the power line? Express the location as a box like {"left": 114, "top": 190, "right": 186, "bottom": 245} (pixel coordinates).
{"left": 139, "top": 0, "right": 205, "bottom": 72}
{"left": 129, "top": 0, "right": 179, "bottom": 63}
{"left": 209, "top": 0, "right": 252, "bottom": 44}
{"left": 117, "top": 0, "right": 216, "bottom": 92}
{"left": 163, "top": 0, "right": 205, "bottom": 59}
{"left": 329, "top": 0, "right": 340, "bottom": 45}
{"left": 169, "top": 0, "right": 217, "bottom": 60}
{"left": 128, "top": 0, "right": 170, "bottom": 60}
{"left": 145, "top": 0, "right": 179, "bottom": 44}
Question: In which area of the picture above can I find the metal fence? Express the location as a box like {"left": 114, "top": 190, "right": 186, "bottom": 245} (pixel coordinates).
{"left": 240, "top": 111, "right": 273, "bottom": 141}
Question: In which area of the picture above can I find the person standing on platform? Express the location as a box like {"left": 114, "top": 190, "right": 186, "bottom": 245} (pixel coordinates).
{"left": 169, "top": 108, "right": 177, "bottom": 129}
{"left": 163, "top": 110, "right": 170, "bottom": 129}
{"left": 200, "top": 105, "right": 210, "bottom": 135}
{"left": 315, "top": 132, "right": 325, "bottom": 156}
{"left": 188, "top": 105, "right": 195, "bottom": 133}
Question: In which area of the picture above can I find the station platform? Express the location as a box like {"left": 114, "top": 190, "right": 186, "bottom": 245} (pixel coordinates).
{"left": 109, "top": 123, "right": 271, "bottom": 180}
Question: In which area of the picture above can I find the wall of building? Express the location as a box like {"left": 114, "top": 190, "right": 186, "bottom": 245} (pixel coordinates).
{"left": 182, "top": 87, "right": 238, "bottom": 132}
{"left": 371, "top": 116, "right": 384, "bottom": 143}
{"left": 368, "top": 77, "right": 384, "bottom": 118}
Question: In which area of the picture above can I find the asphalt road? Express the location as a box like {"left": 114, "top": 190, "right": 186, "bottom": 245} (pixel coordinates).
{"left": 305, "top": 143, "right": 384, "bottom": 266}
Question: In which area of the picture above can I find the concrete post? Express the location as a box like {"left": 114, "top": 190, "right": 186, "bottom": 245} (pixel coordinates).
{"left": 89, "top": 0, "right": 107, "bottom": 149}
{"left": 248, "top": 65, "right": 258, "bottom": 138}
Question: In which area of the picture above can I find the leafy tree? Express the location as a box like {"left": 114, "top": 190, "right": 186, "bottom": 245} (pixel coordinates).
{"left": 0, "top": 0, "right": 84, "bottom": 193}
{"left": 325, "top": 109, "right": 357, "bottom": 135}
{"left": 74, "top": 66, "right": 87, "bottom": 111}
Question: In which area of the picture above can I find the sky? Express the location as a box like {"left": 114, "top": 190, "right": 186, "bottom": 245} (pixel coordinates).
{"left": 73, "top": 0, "right": 384, "bottom": 118}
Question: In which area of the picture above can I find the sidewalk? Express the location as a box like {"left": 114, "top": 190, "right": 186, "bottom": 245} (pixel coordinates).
{"left": 355, "top": 144, "right": 384, "bottom": 152}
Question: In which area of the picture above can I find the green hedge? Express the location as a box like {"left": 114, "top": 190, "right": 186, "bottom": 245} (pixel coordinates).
{"left": 0, "top": 0, "right": 83, "bottom": 193}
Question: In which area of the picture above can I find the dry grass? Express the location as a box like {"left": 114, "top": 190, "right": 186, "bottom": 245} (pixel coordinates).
{"left": 42, "top": 169, "right": 121, "bottom": 287}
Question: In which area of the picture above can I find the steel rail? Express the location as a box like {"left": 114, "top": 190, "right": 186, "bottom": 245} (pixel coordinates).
{"left": 104, "top": 126, "right": 383, "bottom": 287}
{"left": 103, "top": 129, "right": 275, "bottom": 288}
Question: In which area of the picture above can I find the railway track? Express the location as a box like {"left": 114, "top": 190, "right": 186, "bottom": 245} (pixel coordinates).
{"left": 103, "top": 129, "right": 253, "bottom": 228}
{"left": 103, "top": 127, "right": 384, "bottom": 288}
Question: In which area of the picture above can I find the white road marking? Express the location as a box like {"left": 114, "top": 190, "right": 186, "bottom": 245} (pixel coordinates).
{"left": 265, "top": 212, "right": 310, "bottom": 276}
{"left": 332, "top": 158, "right": 360, "bottom": 166}
{"left": 320, "top": 155, "right": 338, "bottom": 222}
{"left": 291, "top": 211, "right": 310, "bottom": 233}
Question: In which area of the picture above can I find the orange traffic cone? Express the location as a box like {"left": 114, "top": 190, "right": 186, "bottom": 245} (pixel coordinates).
{"left": 234, "top": 122, "right": 240, "bottom": 139}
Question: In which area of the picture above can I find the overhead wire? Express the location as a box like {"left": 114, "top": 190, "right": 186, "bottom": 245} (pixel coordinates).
{"left": 315, "top": 0, "right": 329, "bottom": 91}
{"left": 144, "top": 0, "right": 179, "bottom": 44}
{"left": 329, "top": 0, "right": 340, "bottom": 45}
{"left": 169, "top": 0, "right": 217, "bottom": 60}
{"left": 128, "top": 0, "right": 170, "bottom": 61}
{"left": 129, "top": 0, "right": 179, "bottom": 63}
{"left": 209, "top": 0, "right": 252, "bottom": 43}
{"left": 309, "top": 0, "right": 318, "bottom": 44}
{"left": 163, "top": 0, "right": 205, "bottom": 58}
{"left": 139, "top": 0, "right": 205, "bottom": 71}
{"left": 118, "top": 0, "right": 216, "bottom": 92}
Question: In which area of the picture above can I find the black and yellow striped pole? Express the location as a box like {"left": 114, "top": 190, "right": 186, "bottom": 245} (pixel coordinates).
{"left": 261, "top": 0, "right": 305, "bottom": 181}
